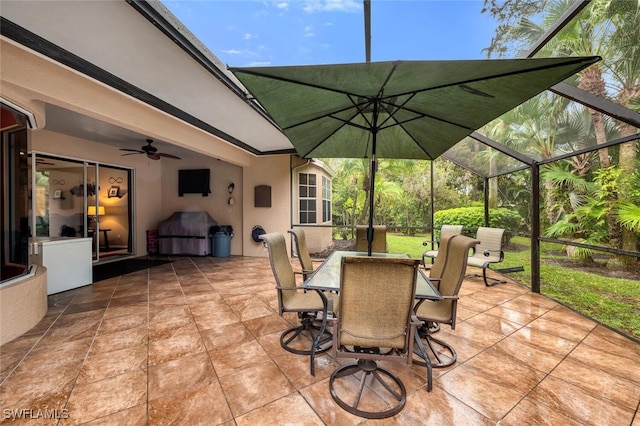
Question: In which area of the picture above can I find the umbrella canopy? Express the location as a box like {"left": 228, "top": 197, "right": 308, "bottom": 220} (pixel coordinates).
{"left": 231, "top": 57, "right": 599, "bottom": 254}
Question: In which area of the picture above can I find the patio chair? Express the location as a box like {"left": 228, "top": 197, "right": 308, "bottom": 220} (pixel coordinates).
{"left": 421, "top": 224, "right": 463, "bottom": 267}
{"left": 466, "top": 227, "right": 506, "bottom": 286}
{"left": 260, "top": 232, "right": 334, "bottom": 355}
{"left": 414, "top": 235, "right": 479, "bottom": 368}
{"left": 355, "top": 225, "right": 387, "bottom": 253}
{"left": 288, "top": 228, "right": 316, "bottom": 281}
{"left": 329, "top": 256, "right": 431, "bottom": 419}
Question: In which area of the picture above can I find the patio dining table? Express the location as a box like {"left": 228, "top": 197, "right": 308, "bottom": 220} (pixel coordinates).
{"left": 303, "top": 250, "right": 441, "bottom": 375}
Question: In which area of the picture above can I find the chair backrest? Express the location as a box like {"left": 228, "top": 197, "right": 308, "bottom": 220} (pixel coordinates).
{"left": 355, "top": 225, "right": 387, "bottom": 253}
{"left": 439, "top": 224, "right": 463, "bottom": 240}
{"left": 428, "top": 233, "right": 457, "bottom": 280}
{"left": 428, "top": 235, "right": 479, "bottom": 327}
{"left": 438, "top": 236, "right": 479, "bottom": 298}
{"left": 474, "top": 227, "right": 505, "bottom": 262}
{"left": 338, "top": 257, "right": 418, "bottom": 350}
{"left": 259, "top": 232, "right": 297, "bottom": 313}
{"left": 288, "top": 228, "right": 313, "bottom": 278}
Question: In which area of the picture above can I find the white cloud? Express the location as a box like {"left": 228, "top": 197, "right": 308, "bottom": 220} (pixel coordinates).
{"left": 302, "top": 0, "right": 361, "bottom": 13}
{"left": 246, "top": 61, "right": 272, "bottom": 67}
{"left": 276, "top": 2, "right": 289, "bottom": 10}
{"left": 244, "top": 33, "right": 258, "bottom": 40}
{"left": 221, "top": 49, "right": 242, "bottom": 55}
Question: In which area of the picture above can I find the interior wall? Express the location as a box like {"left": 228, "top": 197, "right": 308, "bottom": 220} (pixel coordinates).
{"left": 159, "top": 158, "right": 243, "bottom": 255}
{"left": 46, "top": 167, "right": 83, "bottom": 237}
{"left": 97, "top": 166, "right": 129, "bottom": 248}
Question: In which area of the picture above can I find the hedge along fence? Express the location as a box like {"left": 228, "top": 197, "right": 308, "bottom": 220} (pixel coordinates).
{"left": 433, "top": 207, "right": 524, "bottom": 244}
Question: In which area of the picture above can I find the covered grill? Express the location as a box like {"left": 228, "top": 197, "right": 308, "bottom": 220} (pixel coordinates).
{"left": 158, "top": 211, "right": 217, "bottom": 255}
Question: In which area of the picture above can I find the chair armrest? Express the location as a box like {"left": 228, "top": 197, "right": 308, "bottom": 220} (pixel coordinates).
{"left": 482, "top": 249, "right": 505, "bottom": 262}
{"left": 422, "top": 240, "right": 439, "bottom": 249}
{"left": 276, "top": 284, "right": 313, "bottom": 291}
{"left": 439, "top": 295, "right": 459, "bottom": 301}
{"left": 410, "top": 315, "right": 423, "bottom": 326}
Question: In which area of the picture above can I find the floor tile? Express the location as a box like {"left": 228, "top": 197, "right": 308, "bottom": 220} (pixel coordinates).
{"left": 148, "top": 327, "right": 205, "bottom": 366}
{"left": 218, "top": 361, "right": 296, "bottom": 417}
{"left": 526, "top": 375, "right": 635, "bottom": 425}
{"left": 437, "top": 363, "right": 526, "bottom": 421}
{"left": 399, "top": 386, "right": 493, "bottom": 425}
{"left": 201, "top": 321, "right": 253, "bottom": 351}
{"left": 148, "top": 351, "right": 216, "bottom": 400}
{"left": 209, "top": 339, "right": 270, "bottom": 377}
{"left": 550, "top": 356, "right": 640, "bottom": 410}
{"left": 1, "top": 256, "right": 637, "bottom": 425}
{"left": 235, "top": 392, "right": 324, "bottom": 425}
{"left": 148, "top": 379, "right": 232, "bottom": 425}
{"left": 62, "top": 370, "right": 147, "bottom": 424}
{"left": 78, "top": 344, "right": 147, "bottom": 384}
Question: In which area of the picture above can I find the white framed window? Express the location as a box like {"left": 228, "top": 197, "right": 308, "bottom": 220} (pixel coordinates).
{"left": 299, "top": 173, "right": 317, "bottom": 224}
{"left": 322, "top": 175, "right": 331, "bottom": 223}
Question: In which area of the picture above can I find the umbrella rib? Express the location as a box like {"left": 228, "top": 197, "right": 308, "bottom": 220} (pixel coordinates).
{"left": 386, "top": 57, "right": 599, "bottom": 100}
{"left": 231, "top": 67, "right": 365, "bottom": 97}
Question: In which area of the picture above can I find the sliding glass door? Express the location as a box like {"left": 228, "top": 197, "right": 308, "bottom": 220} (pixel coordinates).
{"left": 33, "top": 154, "right": 132, "bottom": 262}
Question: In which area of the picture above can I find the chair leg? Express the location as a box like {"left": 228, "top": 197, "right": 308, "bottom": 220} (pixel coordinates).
{"left": 280, "top": 312, "right": 331, "bottom": 356}
{"left": 413, "top": 322, "right": 457, "bottom": 368}
{"left": 481, "top": 266, "right": 506, "bottom": 286}
{"left": 329, "top": 359, "right": 407, "bottom": 419}
{"left": 412, "top": 332, "right": 433, "bottom": 392}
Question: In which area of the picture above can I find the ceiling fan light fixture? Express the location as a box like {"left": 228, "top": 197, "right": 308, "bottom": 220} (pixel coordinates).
{"left": 119, "top": 139, "right": 181, "bottom": 160}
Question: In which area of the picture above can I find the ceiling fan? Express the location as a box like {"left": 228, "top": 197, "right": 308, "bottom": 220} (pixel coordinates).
{"left": 120, "top": 138, "right": 181, "bottom": 160}
{"left": 35, "top": 158, "right": 55, "bottom": 166}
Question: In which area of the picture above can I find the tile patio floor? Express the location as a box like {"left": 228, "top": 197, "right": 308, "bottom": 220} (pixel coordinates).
{"left": 1, "top": 255, "right": 639, "bottom": 425}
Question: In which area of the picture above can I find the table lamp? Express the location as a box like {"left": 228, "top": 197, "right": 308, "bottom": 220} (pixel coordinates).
{"left": 87, "top": 205, "right": 105, "bottom": 217}
{"left": 87, "top": 205, "right": 105, "bottom": 230}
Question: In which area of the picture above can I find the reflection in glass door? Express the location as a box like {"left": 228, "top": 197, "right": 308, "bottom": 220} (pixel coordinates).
{"left": 33, "top": 154, "right": 132, "bottom": 262}
{"left": 94, "top": 164, "right": 132, "bottom": 261}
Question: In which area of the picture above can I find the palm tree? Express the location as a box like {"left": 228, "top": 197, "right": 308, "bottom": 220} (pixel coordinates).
{"left": 484, "top": 0, "right": 640, "bottom": 267}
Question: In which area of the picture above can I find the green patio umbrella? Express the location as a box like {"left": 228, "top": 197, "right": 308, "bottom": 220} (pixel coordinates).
{"left": 231, "top": 57, "right": 599, "bottom": 255}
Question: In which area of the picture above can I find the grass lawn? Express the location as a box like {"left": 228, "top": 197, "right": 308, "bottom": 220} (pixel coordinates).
{"left": 386, "top": 233, "right": 640, "bottom": 341}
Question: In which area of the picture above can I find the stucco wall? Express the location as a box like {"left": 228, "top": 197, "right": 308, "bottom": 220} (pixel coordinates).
{"left": 0, "top": 266, "right": 48, "bottom": 346}
{"left": 242, "top": 155, "right": 292, "bottom": 257}
{"left": 160, "top": 158, "right": 243, "bottom": 256}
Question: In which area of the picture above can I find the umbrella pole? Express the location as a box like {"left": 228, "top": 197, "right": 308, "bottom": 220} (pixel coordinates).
{"left": 367, "top": 101, "right": 380, "bottom": 257}
{"left": 367, "top": 155, "right": 376, "bottom": 256}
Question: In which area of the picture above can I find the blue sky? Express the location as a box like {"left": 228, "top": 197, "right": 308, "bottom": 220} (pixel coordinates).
{"left": 162, "top": 0, "right": 499, "bottom": 67}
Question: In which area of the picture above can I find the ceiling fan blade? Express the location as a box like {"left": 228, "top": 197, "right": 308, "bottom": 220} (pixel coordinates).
{"left": 121, "top": 152, "right": 143, "bottom": 156}
{"left": 158, "top": 153, "right": 181, "bottom": 159}
{"left": 120, "top": 148, "right": 144, "bottom": 153}
{"left": 147, "top": 152, "right": 161, "bottom": 160}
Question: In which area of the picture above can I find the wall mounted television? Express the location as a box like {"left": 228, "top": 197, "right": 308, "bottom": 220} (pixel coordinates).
{"left": 178, "top": 169, "right": 211, "bottom": 196}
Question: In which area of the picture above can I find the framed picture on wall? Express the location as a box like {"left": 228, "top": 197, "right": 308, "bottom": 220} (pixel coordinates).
{"left": 53, "top": 189, "right": 63, "bottom": 199}
{"left": 108, "top": 186, "right": 120, "bottom": 198}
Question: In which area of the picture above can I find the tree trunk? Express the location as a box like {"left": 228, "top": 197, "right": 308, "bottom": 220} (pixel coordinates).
{"left": 544, "top": 178, "right": 557, "bottom": 225}
{"left": 613, "top": 123, "right": 639, "bottom": 268}
{"left": 579, "top": 66, "right": 610, "bottom": 168}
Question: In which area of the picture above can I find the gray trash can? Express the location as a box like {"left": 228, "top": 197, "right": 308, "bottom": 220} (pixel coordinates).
{"left": 210, "top": 225, "right": 233, "bottom": 257}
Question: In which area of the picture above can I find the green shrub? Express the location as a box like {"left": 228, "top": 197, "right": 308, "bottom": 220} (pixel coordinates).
{"left": 434, "top": 207, "right": 523, "bottom": 243}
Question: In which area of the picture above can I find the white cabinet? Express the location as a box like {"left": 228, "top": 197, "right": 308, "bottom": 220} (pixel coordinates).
{"left": 30, "top": 237, "right": 93, "bottom": 295}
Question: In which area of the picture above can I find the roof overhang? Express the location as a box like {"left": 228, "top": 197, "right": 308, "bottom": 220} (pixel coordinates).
{"left": 0, "top": 0, "right": 295, "bottom": 157}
